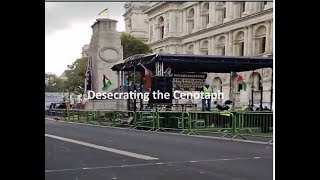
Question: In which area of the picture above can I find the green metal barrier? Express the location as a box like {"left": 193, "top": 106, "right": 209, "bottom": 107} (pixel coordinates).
{"left": 155, "top": 111, "right": 189, "bottom": 133}
{"left": 111, "top": 110, "right": 135, "bottom": 127}
{"left": 133, "top": 111, "right": 157, "bottom": 130}
{"left": 187, "top": 111, "right": 234, "bottom": 136}
{"left": 235, "top": 112, "right": 273, "bottom": 140}
{"left": 45, "top": 109, "right": 273, "bottom": 142}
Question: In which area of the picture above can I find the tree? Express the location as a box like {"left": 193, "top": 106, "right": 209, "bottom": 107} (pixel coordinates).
{"left": 121, "top": 34, "right": 152, "bottom": 84}
{"left": 63, "top": 57, "right": 88, "bottom": 94}
{"left": 45, "top": 73, "right": 64, "bottom": 92}
{"left": 121, "top": 33, "right": 153, "bottom": 59}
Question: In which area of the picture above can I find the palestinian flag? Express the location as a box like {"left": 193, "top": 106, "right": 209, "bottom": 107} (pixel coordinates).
{"left": 236, "top": 75, "right": 247, "bottom": 91}
{"left": 138, "top": 63, "right": 152, "bottom": 91}
{"left": 102, "top": 74, "right": 112, "bottom": 91}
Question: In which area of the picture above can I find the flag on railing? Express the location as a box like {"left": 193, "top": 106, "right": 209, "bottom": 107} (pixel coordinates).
{"left": 102, "top": 74, "right": 112, "bottom": 91}
{"left": 138, "top": 62, "right": 152, "bottom": 91}
{"left": 84, "top": 57, "right": 92, "bottom": 92}
{"left": 237, "top": 75, "right": 247, "bottom": 91}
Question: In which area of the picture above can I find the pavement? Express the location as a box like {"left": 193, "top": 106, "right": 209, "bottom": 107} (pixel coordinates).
{"left": 45, "top": 119, "right": 273, "bottom": 180}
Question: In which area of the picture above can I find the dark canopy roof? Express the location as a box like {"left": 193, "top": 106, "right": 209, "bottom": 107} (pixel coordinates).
{"left": 111, "top": 53, "right": 273, "bottom": 73}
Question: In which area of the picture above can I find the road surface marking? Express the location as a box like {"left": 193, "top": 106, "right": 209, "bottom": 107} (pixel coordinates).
{"left": 45, "top": 134, "right": 158, "bottom": 160}
{"left": 45, "top": 118, "right": 273, "bottom": 145}
{"left": 45, "top": 156, "right": 272, "bottom": 173}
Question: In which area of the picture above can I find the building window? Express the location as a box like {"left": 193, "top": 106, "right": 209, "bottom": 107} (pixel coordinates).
{"left": 150, "top": 26, "right": 153, "bottom": 41}
{"left": 250, "top": 72, "right": 262, "bottom": 91}
{"left": 260, "top": 37, "right": 266, "bottom": 54}
{"left": 221, "top": 46, "right": 225, "bottom": 56}
{"left": 187, "top": 8, "right": 195, "bottom": 33}
{"left": 261, "top": 1, "right": 268, "bottom": 10}
{"left": 158, "top": 16, "right": 164, "bottom": 40}
{"left": 216, "top": 36, "right": 226, "bottom": 56}
{"left": 202, "top": 3, "right": 209, "bottom": 28}
{"left": 254, "top": 25, "right": 267, "bottom": 55}
{"left": 187, "top": 44, "right": 194, "bottom": 54}
{"left": 222, "top": 7, "right": 226, "bottom": 19}
{"left": 213, "top": 77, "right": 223, "bottom": 93}
{"left": 234, "top": 31, "right": 245, "bottom": 56}
{"left": 240, "top": 2, "right": 246, "bottom": 17}
{"left": 201, "top": 40, "right": 209, "bottom": 55}
{"left": 240, "top": 42, "right": 244, "bottom": 56}
{"left": 242, "top": 2, "right": 246, "bottom": 12}
{"left": 160, "top": 26, "right": 164, "bottom": 39}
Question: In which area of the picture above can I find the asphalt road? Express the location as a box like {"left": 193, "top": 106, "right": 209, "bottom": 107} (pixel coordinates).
{"left": 45, "top": 119, "right": 273, "bottom": 180}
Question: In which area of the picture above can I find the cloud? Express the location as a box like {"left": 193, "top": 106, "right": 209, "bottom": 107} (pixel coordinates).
{"left": 45, "top": 2, "right": 125, "bottom": 36}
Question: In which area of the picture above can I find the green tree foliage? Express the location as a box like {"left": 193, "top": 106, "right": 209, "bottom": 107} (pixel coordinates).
{"left": 63, "top": 57, "right": 88, "bottom": 94}
{"left": 45, "top": 73, "right": 64, "bottom": 92}
{"left": 121, "top": 33, "right": 153, "bottom": 59}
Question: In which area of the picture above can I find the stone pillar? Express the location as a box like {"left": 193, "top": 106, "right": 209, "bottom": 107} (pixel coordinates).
{"left": 227, "top": 32, "right": 233, "bottom": 55}
{"left": 194, "top": 41, "right": 201, "bottom": 54}
{"left": 209, "top": 36, "right": 215, "bottom": 55}
{"left": 163, "top": 15, "right": 168, "bottom": 38}
{"left": 183, "top": 9, "right": 187, "bottom": 34}
{"left": 233, "top": 2, "right": 241, "bottom": 19}
{"left": 265, "top": 21, "right": 271, "bottom": 54}
{"left": 215, "top": 4, "right": 223, "bottom": 24}
{"left": 270, "top": 21, "right": 273, "bottom": 54}
{"left": 193, "top": 4, "right": 201, "bottom": 31}
{"left": 251, "top": 2, "right": 261, "bottom": 13}
{"left": 168, "top": 10, "right": 176, "bottom": 37}
{"left": 243, "top": 2, "right": 251, "bottom": 16}
{"left": 243, "top": 28, "right": 248, "bottom": 56}
{"left": 88, "top": 18, "right": 123, "bottom": 94}
{"left": 208, "top": 2, "right": 216, "bottom": 27}
{"left": 247, "top": 25, "right": 253, "bottom": 56}
{"left": 169, "top": 45, "right": 176, "bottom": 54}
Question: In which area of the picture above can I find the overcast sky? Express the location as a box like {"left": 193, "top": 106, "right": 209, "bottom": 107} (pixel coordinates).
{"left": 45, "top": 2, "right": 125, "bottom": 76}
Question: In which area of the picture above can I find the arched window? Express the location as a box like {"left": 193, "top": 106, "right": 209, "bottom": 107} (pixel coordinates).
{"left": 201, "top": 3, "right": 209, "bottom": 28}
{"left": 216, "top": 36, "right": 226, "bottom": 56}
{"left": 200, "top": 40, "right": 209, "bottom": 55}
{"left": 187, "top": 44, "right": 194, "bottom": 54}
{"left": 254, "top": 25, "right": 267, "bottom": 55}
{"left": 213, "top": 77, "right": 223, "bottom": 92}
{"left": 158, "top": 16, "right": 164, "bottom": 40}
{"left": 249, "top": 72, "right": 262, "bottom": 91}
{"left": 234, "top": 31, "right": 245, "bottom": 56}
{"left": 187, "top": 8, "right": 195, "bottom": 33}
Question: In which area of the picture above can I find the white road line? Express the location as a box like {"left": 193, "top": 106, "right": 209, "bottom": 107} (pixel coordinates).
{"left": 45, "top": 156, "right": 272, "bottom": 173}
{"left": 45, "top": 118, "right": 273, "bottom": 145}
{"left": 45, "top": 134, "right": 158, "bottom": 160}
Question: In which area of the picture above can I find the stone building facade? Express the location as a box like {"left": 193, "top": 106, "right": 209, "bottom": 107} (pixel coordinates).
{"left": 124, "top": 1, "right": 273, "bottom": 109}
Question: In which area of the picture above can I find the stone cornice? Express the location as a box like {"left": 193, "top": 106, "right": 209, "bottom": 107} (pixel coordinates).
{"left": 123, "top": 5, "right": 150, "bottom": 18}
{"left": 148, "top": 37, "right": 181, "bottom": 48}
{"left": 144, "top": 2, "right": 180, "bottom": 18}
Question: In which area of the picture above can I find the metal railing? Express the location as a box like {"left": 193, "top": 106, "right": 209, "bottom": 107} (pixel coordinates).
{"left": 46, "top": 109, "right": 273, "bottom": 142}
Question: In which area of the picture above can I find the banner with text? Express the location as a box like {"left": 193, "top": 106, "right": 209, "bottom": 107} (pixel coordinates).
{"left": 173, "top": 73, "right": 207, "bottom": 91}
